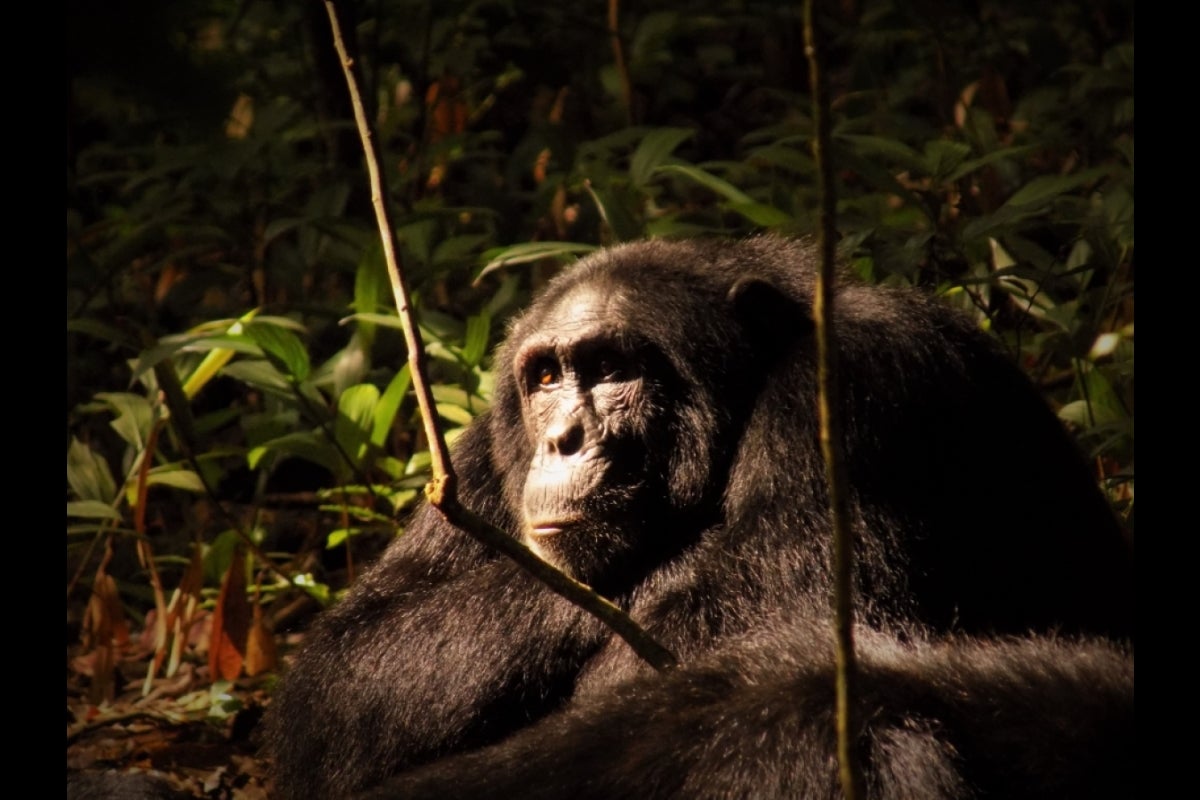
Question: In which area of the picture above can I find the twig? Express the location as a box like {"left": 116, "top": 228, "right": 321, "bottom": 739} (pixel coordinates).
{"left": 322, "top": 0, "right": 676, "bottom": 673}
{"left": 608, "top": 0, "right": 634, "bottom": 126}
{"left": 804, "top": 3, "right": 864, "bottom": 800}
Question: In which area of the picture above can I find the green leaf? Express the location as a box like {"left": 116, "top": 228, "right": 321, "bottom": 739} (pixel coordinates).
{"left": 335, "top": 384, "right": 380, "bottom": 460}
{"left": 922, "top": 140, "right": 972, "bottom": 180}
{"left": 461, "top": 314, "right": 491, "bottom": 368}
{"left": 67, "top": 437, "right": 117, "bottom": 504}
{"left": 1004, "top": 167, "right": 1109, "bottom": 208}
{"left": 583, "top": 184, "right": 642, "bottom": 242}
{"left": 219, "top": 360, "right": 294, "bottom": 399}
{"left": 745, "top": 144, "right": 814, "bottom": 175}
{"left": 66, "top": 318, "right": 138, "bottom": 350}
{"left": 433, "top": 234, "right": 492, "bottom": 265}
{"left": 431, "top": 384, "right": 478, "bottom": 410}
{"left": 144, "top": 467, "right": 205, "bottom": 493}
{"left": 95, "top": 392, "right": 156, "bottom": 451}
{"left": 437, "top": 403, "right": 476, "bottom": 426}
{"left": 945, "top": 144, "right": 1036, "bottom": 183}
{"left": 326, "top": 528, "right": 356, "bottom": 549}
{"left": 343, "top": 312, "right": 406, "bottom": 332}
{"left": 476, "top": 242, "right": 598, "bottom": 282}
{"left": 836, "top": 134, "right": 925, "bottom": 172}
{"left": 371, "top": 365, "right": 413, "bottom": 448}
{"left": 352, "top": 245, "right": 388, "bottom": 348}
{"left": 725, "top": 201, "right": 792, "bottom": 228}
{"left": 248, "top": 431, "right": 339, "bottom": 473}
{"left": 179, "top": 309, "right": 263, "bottom": 398}
{"left": 630, "top": 127, "right": 695, "bottom": 187}
{"left": 655, "top": 164, "right": 753, "bottom": 204}
{"left": 67, "top": 500, "right": 123, "bottom": 521}
{"left": 245, "top": 321, "right": 311, "bottom": 382}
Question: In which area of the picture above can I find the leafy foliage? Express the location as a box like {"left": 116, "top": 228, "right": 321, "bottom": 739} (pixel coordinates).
{"left": 67, "top": 0, "right": 1133, "bottom": 696}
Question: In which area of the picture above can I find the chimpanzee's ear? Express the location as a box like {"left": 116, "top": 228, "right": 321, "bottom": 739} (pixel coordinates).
{"left": 727, "top": 277, "right": 814, "bottom": 350}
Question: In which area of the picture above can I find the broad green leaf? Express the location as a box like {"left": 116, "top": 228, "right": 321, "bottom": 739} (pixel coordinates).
{"left": 67, "top": 437, "right": 117, "bottom": 504}
{"left": 245, "top": 321, "right": 311, "bottom": 382}
{"left": 95, "top": 392, "right": 155, "bottom": 451}
{"left": 371, "top": 365, "right": 413, "bottom": 448}
{"left": 1004, "top": 167, "right": 1108, "bottom": 208}
{"left": 462, "top": 314, "right": 491, "bottom": 368}
{"left": 437, "top": 402, "right": 476, "bottom": 426}
{"left": 431, "top": 384, "right": 478, "bottom": 410}
{"left": 836, "top": 134, "right": 925, "bottom": 172}
{"left": 144, "top": 468, "right": 205, "bottom": 493}
{"left": 923, "top": 140, "right": 972, "bottom": 180}
{"left": 248, "top": 431, "right": 339, "bottom": 473}
{"left": 945, "top": 145, "right": 1036, "bottom": 183}
{"left": 630, "top": 128, "right": 695, "bottom": 188}
{"left": 219, "top": 360, "right": 293, "bottom": 398}
{"left": 655, "top": 164, "right": 753, "bottom": 204}
{"left": 335, "top": 384, "right": 380, "bottom": 460}
{"left": 67, "top": 500, "right": 122, "bottom": 521}
{"left": 326, "top": 528, "right": 356, "bottom": 549}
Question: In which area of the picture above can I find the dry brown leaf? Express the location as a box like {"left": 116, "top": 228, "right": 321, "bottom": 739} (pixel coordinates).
{"left": 81, "top": 572, "right": 130, "bottom": 703}
{"left": 208, "top": 546, "right": 249, "bottom": 681}
{"left": 244, "top": 604, "right": 278, "bottom": 677}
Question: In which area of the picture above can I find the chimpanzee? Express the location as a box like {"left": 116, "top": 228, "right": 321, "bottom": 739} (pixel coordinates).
{"left": 265, "top": 236, "right": 1134, "bottom": 799}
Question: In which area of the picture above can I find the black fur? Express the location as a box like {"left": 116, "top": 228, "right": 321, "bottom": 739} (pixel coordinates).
{"left": 362, "top": 623, "right": 1133, "bottom": 800}
{"left": 265, "top": 237, "right": 1133, "bottom": 799}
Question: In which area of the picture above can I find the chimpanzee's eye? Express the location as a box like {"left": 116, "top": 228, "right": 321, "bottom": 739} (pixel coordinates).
{"left": 529, "top": 357, "right": 560, "bottom": 390}
{"left": 595, "top": 349, "right": 629, "bottom": 382}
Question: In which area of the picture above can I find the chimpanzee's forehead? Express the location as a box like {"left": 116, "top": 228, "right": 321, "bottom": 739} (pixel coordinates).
{"left": 536, "top": 279, "right": 631, "bottom": 331}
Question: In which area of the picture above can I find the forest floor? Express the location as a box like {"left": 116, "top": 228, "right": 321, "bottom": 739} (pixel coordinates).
{"left": 66, "top": 625, "right": 292, "bottom": 798}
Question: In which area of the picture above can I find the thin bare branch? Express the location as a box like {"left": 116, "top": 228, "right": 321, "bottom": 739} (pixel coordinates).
{"left": 804, "top": 2, "right": 865, "bottom": 799}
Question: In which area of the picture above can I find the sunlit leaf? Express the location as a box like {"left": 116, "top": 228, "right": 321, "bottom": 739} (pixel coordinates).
{"left": 437, "top": 402, "right": 475, "bottom": 426}
{"left": 248, "top": 431, "right": 339, "bottom": 473}
{"left": 178, "top": 309, "right": 262, "bottom": 399}
{"left": 144, "top": 467, "right": 205, "bottom": 493}
{"left": 245, "top": 321, "right": 311, "bottom": 382}
{"left": 462, "top": 314, "right": 491, "bottom": 368}
{"left": 335, "top": 384, "right": 380, "bottom": 460}
{"left": 371, "top": 365, "right": 412, "bottom": 448}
